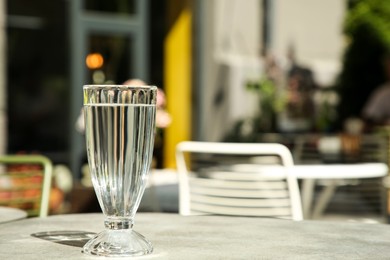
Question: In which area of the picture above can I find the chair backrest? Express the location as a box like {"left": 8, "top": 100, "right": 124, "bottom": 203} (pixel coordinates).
{"left": 176, "top": 141, "right": 303, "bottom": 221}
{"left": 0, "top": 155, "right": 53, "bottom": 217}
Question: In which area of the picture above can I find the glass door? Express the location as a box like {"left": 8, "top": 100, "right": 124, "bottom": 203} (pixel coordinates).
{"left": 70, "top": 0, "right": 149, "bottom": 178}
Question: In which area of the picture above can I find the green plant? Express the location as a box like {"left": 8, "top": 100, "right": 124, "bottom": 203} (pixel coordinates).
{"left": 246, "top": 77, "right": 286, "bottom": 132}
{"left": 223, "top": 77, "right": 285, "bottom": 142}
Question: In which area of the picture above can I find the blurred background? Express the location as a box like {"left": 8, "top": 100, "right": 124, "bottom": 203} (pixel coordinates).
{"left": 2, "top": 0, "right": 390, "bottom": 216}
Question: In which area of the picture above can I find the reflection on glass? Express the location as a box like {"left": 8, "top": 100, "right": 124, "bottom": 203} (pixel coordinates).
{"left": 87, "top": 34, "right": 132, "bottom": 84}
{"left": 84, "top": 0, "right": 136, "bottom": 15}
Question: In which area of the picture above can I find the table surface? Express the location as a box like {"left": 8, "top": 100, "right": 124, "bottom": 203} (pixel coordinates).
{"left": 0, "top": 206, "right": 27, "bottom": 224}
{"left": 1, "top": 213, "right": 390, "bottom": 259}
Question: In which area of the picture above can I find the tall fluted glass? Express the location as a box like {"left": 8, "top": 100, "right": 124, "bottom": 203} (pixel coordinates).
{"left": 82, "top": 85, "right": 156, "bottom": 257}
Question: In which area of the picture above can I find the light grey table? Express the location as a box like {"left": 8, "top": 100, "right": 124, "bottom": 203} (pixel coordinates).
{"left": 1, "top": 213, "right": 390, "bottom": 259}
{"left": 0, "top": 206, "right": 27, "bottom": 223}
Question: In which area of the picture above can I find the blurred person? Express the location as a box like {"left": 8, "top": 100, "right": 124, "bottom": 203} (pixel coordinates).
{"left": 122, "top": 78, "right": 147, "bottom": 87}
{"left": 278, "top": 45, "right": 316, "bottom": 132}
{"left": 362, "top": 55, "right": 390, "bottom": 128}
{"left": 285, "top": 45, "right": 316, "bottom": 119}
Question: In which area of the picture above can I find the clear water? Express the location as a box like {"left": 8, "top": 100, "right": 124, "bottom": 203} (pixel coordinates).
{"left": 84, "top": 104, "right": 156, "bottom": 219}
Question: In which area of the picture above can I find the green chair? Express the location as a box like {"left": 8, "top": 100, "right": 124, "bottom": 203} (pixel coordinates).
{"left": 0, "top": 155, "right": 53, "bottom": 217}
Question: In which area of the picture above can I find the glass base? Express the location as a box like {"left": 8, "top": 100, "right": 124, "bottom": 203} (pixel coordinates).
{"left": 82, "top": 229, "right": 153, "bottom": 257}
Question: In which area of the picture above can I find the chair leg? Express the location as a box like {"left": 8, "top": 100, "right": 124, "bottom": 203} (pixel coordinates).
{"left": 301, "top": 179, "right": 316, "bottom": 219}
{"left": 312, "top": 180, "right": 338, "bottom": 219}
{"left": 143, "top": 173, "right": 162, "bottom": 212}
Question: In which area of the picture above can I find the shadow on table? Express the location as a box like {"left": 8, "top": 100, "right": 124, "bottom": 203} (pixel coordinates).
{"left": 31, "top": 231, "right": 96, "bottom": 247}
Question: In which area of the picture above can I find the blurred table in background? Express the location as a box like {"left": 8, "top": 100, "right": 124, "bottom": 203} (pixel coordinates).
{"left": 143, "top": 164, "right": 388, "bottom": 220}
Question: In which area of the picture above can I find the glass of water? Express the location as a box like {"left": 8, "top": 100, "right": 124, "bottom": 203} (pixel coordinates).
{"left": 82, "top": 85, "right": 156, "bottom": 257}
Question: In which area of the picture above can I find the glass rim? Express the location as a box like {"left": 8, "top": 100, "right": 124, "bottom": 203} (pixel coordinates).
{"left": 83, "top": 85, "right": 157, "bottom": 90}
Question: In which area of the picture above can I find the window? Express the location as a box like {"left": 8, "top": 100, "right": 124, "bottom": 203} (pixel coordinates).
{"left": 7, "top": 0, "right": 70, "bottom": 159}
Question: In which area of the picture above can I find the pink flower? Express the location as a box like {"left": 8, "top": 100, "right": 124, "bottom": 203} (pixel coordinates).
{"left": 155, "top": 88, "right": 172, "bottom": 129}
{"left": 157, "top": 88, "right": 166, "bottom": 109}
{"left": 122, "top": 82, "right": 172, "bottom": 129}
{"left": 156, "top": 109, "right": 172, "bottom": 128}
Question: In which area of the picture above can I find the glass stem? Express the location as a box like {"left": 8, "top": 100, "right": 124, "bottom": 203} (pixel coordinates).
{"left": 104, "top": 218, "right": 133, "bottom": 230}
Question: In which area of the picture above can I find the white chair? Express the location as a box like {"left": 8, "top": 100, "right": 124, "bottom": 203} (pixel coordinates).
{"left": 176, "top": 141, "right": 303, "bottom": 221}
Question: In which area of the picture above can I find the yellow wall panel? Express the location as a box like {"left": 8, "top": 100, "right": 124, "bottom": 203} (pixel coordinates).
{"left": 163, "top": 9, "right": 192, "bottom": 169}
